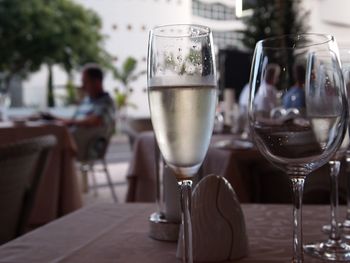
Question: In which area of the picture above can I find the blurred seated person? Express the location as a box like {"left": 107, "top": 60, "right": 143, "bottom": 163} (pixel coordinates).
{"left": 282, "top": 64, "right": 306, "bottom": 110}
{"left": 42, "top": 64, "right": 116, "bottom": 160}
{"left": 253, "top": 63, "right": 281, "bottom": 114}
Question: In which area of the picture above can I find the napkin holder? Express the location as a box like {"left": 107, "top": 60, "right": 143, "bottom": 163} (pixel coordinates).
{"left": 177, "top": 175, "right": 249, "bottom": 261}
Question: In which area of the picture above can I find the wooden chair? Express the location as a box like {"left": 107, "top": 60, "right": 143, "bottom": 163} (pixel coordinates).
{"left": 0, "top": 135, "right": 56, "bottom": 244}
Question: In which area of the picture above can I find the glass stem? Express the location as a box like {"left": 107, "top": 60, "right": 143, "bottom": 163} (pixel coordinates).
{"left": 291, "top": 177, "right": 305, "bottom": 263}
{"left": 178, "top": 180, "right": 193, "bottom": 263}
{"left": 329, "top": 160, "right": 341, "bottom": 240}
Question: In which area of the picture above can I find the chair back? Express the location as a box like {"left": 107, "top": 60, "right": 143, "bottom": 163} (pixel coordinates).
{"left": 71, "top": 126, "right": 112, "bottom": 162}
{"left": 0, "top": 135, "right": 56, "bottom": 244}
{"left": 85, "top": 136, "right": 110, "bottom": 161}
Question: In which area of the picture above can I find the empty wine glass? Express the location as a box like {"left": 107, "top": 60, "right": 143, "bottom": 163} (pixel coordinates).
{"left": 304, "top": 131, "right": 350, "bottom": 261}
{"left": 344, "top": 149, "right": 350, "bottom": 238}
{"left": 248, "top": 34, "right": 347, "bottom": 263}
{"left": 147, "top": 24, "right": 217, "bottom": 263}
{"left": 306, "top": 49, "right": 350, "bottom": 261}
{"left": 338, "top": 49, "right": 350, "bottom": 239}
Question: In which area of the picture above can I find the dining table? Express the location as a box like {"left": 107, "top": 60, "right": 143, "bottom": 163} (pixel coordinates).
{"left": 126, "top": 131, "right": 261, "bottom": 203}
{"left": 0, "top": 121, "right": 83, "bottom": 228}
{"left": 0, "top": 202, "right": 340, "bottom": 262}
{"left": 126, "top": 131, "right": 343, "bottom": 205}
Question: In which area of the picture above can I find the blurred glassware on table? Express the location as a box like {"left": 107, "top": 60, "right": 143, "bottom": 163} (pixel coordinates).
{"left": 0, "top": 91, "right": 11, "bottom": 121}
{"left": 248, "top": 34, "right": 347, "bottom": 263}
{"left": 213, "top": 138, "right": 253, "bottom": 150}
{"left": 237, "top": 106, "right": 250, "bottom": 139}
{"left": 223, "top": 89, "right": 235, "bottom": 126}
{"left": 238, "top": 83, "right": 251, "bottom": 139}
{"left": 230, "top": 102, "right": 240, "bottom": 134}
{"left": 213, "top": 104, "right": 224, "bottom": 134}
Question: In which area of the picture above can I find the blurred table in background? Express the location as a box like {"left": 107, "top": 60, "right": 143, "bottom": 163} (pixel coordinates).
{"left": 0, "top": 203, "right": 337, "bottom": 262}
{"left": 7, "top": 107, "right": 76, "bottom": 120}
{"left": 126, "top": 131, "right": 347, "bottom": 204}
{"left": 0, "top": 121, "right": 82, "bottom": 228}
{"left": 126, "top": 131, "right": 264, "bottom": 203}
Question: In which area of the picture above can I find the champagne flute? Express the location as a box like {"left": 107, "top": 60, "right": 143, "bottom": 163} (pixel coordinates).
{"left": 248, "top": 34, "right": 347, "bottom": 263}
{"left": 147, "top": 24, "right": 217, "bottom": 263}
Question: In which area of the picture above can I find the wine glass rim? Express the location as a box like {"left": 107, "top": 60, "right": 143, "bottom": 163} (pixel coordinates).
{"left": 151, "top": 24, "right": 211, "bottom": 38}
{"left": 257, "top": 33, "right": 334, "bottom": 49}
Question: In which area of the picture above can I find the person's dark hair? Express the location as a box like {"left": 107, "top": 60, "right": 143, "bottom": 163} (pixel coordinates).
{"left": 83, "top": 63, "right": 104, "bottom": 82}
{"left": 293, "top": 64, "right": 306, "bottom": 85}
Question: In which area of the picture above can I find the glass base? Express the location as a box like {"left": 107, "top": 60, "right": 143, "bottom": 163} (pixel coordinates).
{"left": 322, "top": 223, "right": 350, "bottom": 239}
{"left": 342, "top": 219, "right": 350, "bottom": 228}
{"left": 321, "top": 224, "right": 342, "bottom": 234}
{"left": 304, "top": 239, "right": 350, "bottom": 261}
{"left": 342, "top": 220, "right": 350, "bottom": 239}
{"left": 149, "top": 212, "right": 180, "bottom": 241}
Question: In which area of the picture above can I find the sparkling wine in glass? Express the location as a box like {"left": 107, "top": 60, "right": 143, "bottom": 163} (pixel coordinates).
{"left": 148, "top": 24, "right": 217, "bottom": 263}
{"left": 248, "top": 34, "right": 347, "bottom": 263}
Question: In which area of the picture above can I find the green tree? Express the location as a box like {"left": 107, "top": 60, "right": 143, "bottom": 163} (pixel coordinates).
{"left": 240, "top": 0, "right": 310, "bottom": 52}
{"left": 113, "top": 57, "right": 146, "bottom": 110}
{"left": 0, "top": 0, "right": 111, "bottom": 106}
{"left": 0, "top": 0, "right": 46, "bottom": 92}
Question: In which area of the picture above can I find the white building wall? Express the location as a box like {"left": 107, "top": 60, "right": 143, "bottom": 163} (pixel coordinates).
{"left": 303, "top": 0, "right": 350, "bottom": 47}
{"left": 22, "top": 0, "right": 350, "bottom": 115}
